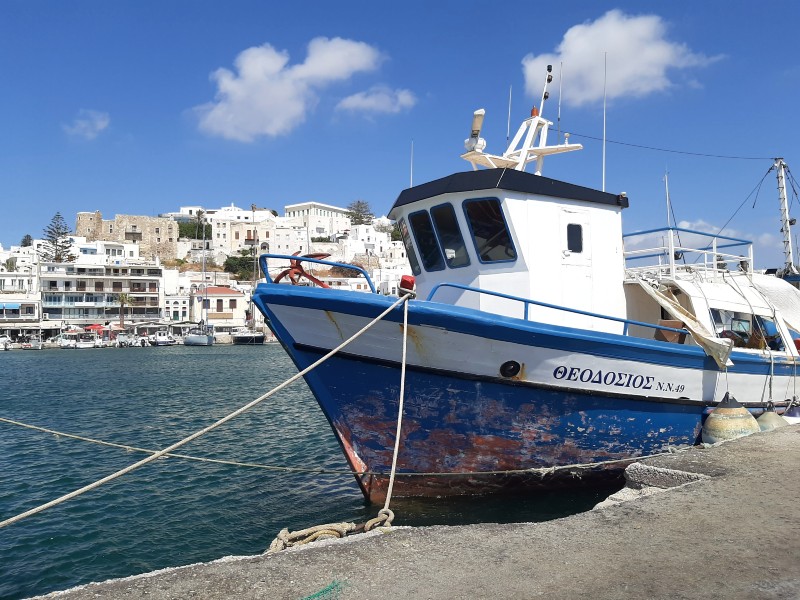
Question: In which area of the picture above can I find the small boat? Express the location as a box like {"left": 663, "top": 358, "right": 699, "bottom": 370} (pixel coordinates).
{"left": 231, "top": 327, "right": 265, "bottom": 345}
{"left": 252, "top": 67, "right": 800, "bottom": 503}
{"left": 153, "top": 330, "right": 177, "bottom": 346}
{"left": 75, "top": 332, "right": 98, "bottom": 349}
{"left": 184, "top": 322, "right": 214, "bottom": 346}
{"left": 54, "top": 333, "right": 77, "bottom": 349}
{"left": 21, "top": 334, "right": 42, "bottom": 350}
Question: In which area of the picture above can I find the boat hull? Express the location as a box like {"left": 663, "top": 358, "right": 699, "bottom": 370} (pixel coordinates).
{"left": 232, "top": 332, "right": 265, "bottom": 345}
{"left": 290, "top": 344, "right": 704, "bottom": 502}
{"left": 254, "top": 285, "right": 791, "bottom": 503}
{"left": 183, "top": 334, "right": 214, "bottom": 346}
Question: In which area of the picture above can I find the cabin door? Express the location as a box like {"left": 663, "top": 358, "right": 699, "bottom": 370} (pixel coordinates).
{"left": 559, "top": 209, "right": 594, "bottom": 320}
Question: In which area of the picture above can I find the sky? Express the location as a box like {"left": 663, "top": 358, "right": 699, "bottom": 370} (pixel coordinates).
{"left": 1, "top": 1, "right": 800, "bottom": 268}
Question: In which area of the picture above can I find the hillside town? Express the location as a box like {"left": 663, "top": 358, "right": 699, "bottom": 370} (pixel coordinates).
{"left": 0, "top": 201, "right": 410, "bottom": 347}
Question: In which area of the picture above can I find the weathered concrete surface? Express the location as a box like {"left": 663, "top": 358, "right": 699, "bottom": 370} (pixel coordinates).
{"left": 38, "top": 427, "right": 800, "bottom": 600}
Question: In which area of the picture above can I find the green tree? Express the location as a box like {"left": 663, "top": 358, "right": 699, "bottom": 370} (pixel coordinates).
{"left": 346, "top": 200, "right": 374, "bottom": 226}
{"left": 117, "top": 293, "right": 131, "bottom": 329}
{"left": 194, "top": 209, "right": 206, "bottom": 239}
{"left": 20, "top": 234, "right": 33, "bottom": 247}
{"left": 178, "top": 221, "right": 211, "bottom": 240}
{"left": 40, "top": 212, "right": 76, "bottom": 263}
{"left": 223, "top": 255, "right": 256, "bottom": 281}
{"left": 375, "top": 222, "right": 402, "bottom": 241}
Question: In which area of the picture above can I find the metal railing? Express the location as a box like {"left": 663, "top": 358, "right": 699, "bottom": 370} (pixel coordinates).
{"left": 258, "top": 253, "right": 684, "bottom": 339}
{"left": 260, "top": 254, "right": 377, "bottom": 294}
{"left": 623, "top": 227, "right": 753, "bottom": 280}
{"left": 426, "top": 282, "right": 686, "bottom": 338}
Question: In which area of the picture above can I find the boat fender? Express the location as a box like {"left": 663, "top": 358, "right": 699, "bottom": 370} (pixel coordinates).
{"left": 757, "top": 401, "right": 788, "bottom": 432}
{"left": 701, "top": 392, "right": 760, "bottom": 444}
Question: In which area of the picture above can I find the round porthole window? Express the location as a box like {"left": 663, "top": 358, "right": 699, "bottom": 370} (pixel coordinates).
{"left": 500, "top": 360, "right": 521, "bottom": 378}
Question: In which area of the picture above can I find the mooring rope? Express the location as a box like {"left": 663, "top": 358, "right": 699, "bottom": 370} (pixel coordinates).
{"left": 268, "top": 288, "right": 415, "bottom": 551}
{"left": 364, "top": 295, "right": 411, "bottom": 532}
{"left": 0, "top": 294, "right": 410, "bottom": 530}
{"left": 0, "top": 415, "right": 688, "bottom": 479}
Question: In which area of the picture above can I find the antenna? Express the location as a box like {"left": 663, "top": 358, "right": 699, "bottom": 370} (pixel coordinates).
{"left": 539, "top": 64, "right": 553, "bottom": 116}
{"left": 506, "top": 84, "right": 512, "bottom": 143}
{"left": 557, "top": 62, "right": 563, "bottom": 140}
{"left": 664, "top": 169, "right": 671, "bottom": 228}
{"left": 602, "top": 52, "right": 607, "bottom": 192}
{"left": 410, "top": 140, "right": 414, "bottom": 187}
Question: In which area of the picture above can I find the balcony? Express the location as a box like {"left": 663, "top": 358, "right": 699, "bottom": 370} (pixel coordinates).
{"left": 0, "top": 314, "right": 37, "bottom": 321}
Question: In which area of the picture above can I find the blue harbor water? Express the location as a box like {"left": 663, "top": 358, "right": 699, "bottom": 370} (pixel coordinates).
{"left": 0, "top": 344, "right": 613, "bottom": 599}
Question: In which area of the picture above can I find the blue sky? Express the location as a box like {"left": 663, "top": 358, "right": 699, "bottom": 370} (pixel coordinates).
{"left": 1, "top": 1, "right": 799, "bottom": 268}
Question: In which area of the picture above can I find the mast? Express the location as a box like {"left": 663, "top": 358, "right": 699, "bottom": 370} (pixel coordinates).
{"left": 776, "top": 158, "right": 798, "bottom": 275}
{"left": 201, "top": 214, "right": 208, "bottom": 326}
{"left": 460, "top": 65, "right": 582, "bottom": 174}
{"left": 251, "top": 204, "right": 259, "bottom": 333}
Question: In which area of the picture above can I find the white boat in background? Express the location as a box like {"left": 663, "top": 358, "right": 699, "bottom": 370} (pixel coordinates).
{"left": 185, "top": 217, "right": 215, "bottom": 347}
{"left": 184, "top": 322, "right": 215, "bottom": 346}
{"left": 54, "top": 332, "right": 77, "bottom": 349}
{"left": 21, "top": 334, "right": 42, "bottom": 350}
{"left": 75, "top": 332, "right": 98, "bottom": 349}
{"left": 153, "top": 330, "right": 177, "bottom": 346}
{"left": 253, "top": 65, "right": 800, "bottom": 503}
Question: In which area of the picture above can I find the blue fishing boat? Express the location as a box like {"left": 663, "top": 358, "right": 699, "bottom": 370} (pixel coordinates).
{"left": 253, "top": 67, "right": 800, "bottom": 503}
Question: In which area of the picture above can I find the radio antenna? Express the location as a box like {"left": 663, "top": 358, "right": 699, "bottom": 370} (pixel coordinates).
{"left": 557, "top": 62, "right": 563, "bottom": 140}
{"left": 506, "top": 85, "right": 512, "bottom": 143}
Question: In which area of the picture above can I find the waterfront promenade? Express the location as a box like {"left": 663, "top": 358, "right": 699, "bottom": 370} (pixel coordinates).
{"left": 37, "top": 425, "right": 800, "bottom": 599}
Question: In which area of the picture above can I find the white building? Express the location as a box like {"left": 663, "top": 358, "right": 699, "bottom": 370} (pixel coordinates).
{"left": 38, "top": 238, "right": 165, "bottom": 330}
{"left": 0, "top": 245, "right": 41, "bottom": 340}
{"left": 284, "top": 201, "right": 351, "bottom": 239}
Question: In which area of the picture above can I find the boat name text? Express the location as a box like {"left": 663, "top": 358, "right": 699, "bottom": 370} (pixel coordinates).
{"left": 552, "top": 366, "right": 685, "bottom": 393}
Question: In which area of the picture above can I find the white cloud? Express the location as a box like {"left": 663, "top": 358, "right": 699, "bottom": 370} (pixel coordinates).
{"left": 195, "top": 37, "right": 384, "bottom": 142}
{"left": 336, "top": 85, "right": 416, "bottom": 115}
{"left": 522, "top": 10, "right": 722, "bottom": 106}
{"left": 63, "top": 109, "right": 110, "bottom": 140}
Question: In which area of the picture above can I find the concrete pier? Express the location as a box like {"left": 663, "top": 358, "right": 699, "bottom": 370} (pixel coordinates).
{"left": 38, "top": 426, "right": 800, "bottom": 599}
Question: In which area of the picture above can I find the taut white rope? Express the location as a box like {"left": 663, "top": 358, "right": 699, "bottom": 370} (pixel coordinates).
{"left": 365, "top": 295, "right": 411, "bottom": 531}
{"left": 0, "top": 294, "right": 410, "bottom": 530}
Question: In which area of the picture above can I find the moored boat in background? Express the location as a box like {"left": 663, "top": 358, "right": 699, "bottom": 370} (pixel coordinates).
{"left": 231, "top": 327, "right": 265, "bottom": 345}
{"left": 152, "top": 330, "right": 177, "bottom": 346}
{"left": 184, "top": 321, "right": 214, "bottom": 346}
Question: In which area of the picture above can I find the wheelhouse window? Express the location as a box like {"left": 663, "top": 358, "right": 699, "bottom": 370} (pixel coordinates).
{"left": 431, "top": 203, "right": 470, "bottom": 268}
{"left": 397, "top": 218, "right": 422, "bottom": 275}
{"left": 567, "top": 223, "right": 583, "bottom": 253}
{"left": 463, "top": 198, "right": 517, "bottom": 262}
{"left": 710, "top": 309, "right": 786, "bottom": 351}
{"left": 408, "top": 211, "right": 445, "bottom": 271}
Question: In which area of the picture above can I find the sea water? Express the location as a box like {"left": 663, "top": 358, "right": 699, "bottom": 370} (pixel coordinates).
{"left": 0, "top": 345, "right": 612, "bottom": 599}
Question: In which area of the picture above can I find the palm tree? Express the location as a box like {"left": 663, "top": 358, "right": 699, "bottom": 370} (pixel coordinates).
{"left": 117, "top": 293, "right": 131, "bottom": 329}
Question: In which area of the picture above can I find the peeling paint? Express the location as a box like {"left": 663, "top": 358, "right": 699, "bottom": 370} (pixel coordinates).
{"left": 294, "top": 352, "right": 705, "bottom": 504}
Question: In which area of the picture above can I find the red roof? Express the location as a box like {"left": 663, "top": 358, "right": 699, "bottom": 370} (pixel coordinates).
{"left": 203, "top": 286, "right": 245, "bottom": 296}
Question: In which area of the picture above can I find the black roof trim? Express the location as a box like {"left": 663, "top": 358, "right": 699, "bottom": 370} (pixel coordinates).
{"left": 390, "top": 168, "right": 628, "bottom": 215}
